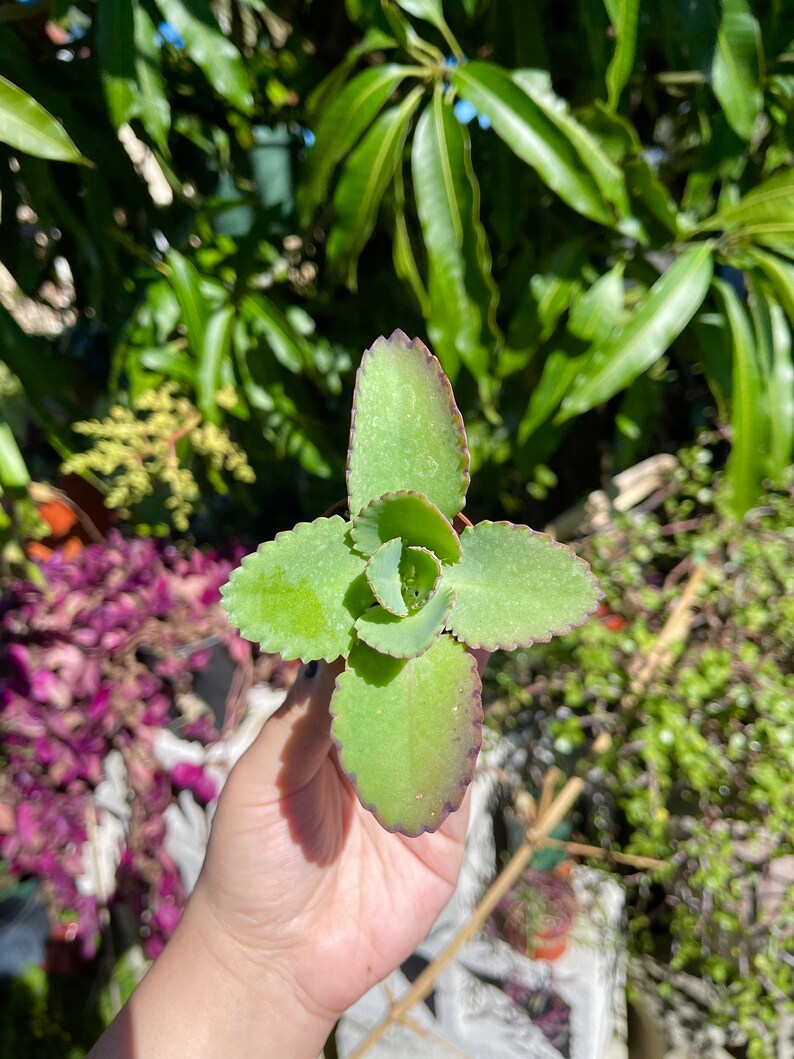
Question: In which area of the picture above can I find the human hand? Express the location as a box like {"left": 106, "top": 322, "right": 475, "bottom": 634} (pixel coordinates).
{"left": 92, "top": 657, "right": 479, "bottom": 1058}
{"left": 193, "top": 657, "right": 473, "bottom": 1030}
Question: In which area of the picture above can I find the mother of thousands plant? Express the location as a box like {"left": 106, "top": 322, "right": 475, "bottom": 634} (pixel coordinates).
{"left": 222, "top": 331, "right": 601, "bottom": 835}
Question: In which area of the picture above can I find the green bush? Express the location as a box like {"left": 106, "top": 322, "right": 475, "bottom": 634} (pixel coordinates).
{"left": 486, "top": 446, "right": 794, "bottom": 1056}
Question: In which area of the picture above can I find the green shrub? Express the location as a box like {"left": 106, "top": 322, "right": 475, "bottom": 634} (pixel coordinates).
{"left": 486, "top": 445, "right": 794, "bottom": 1056}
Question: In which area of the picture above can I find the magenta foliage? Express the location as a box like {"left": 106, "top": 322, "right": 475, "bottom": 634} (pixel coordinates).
{"left": 0, "top": 531, "right": 252, "bottom": 959}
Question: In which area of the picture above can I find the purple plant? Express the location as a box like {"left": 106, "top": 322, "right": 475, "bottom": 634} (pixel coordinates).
{"left": 0, "top": 531, "right": 253, "bottom": 958}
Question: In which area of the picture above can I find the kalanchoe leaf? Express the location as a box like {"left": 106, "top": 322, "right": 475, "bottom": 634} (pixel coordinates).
{"left": 365, "top": 537, "right": 411, "bottom": 616}
{"left": 331, "top": 635, "right": 482, "bottom": 835}
{"left": 355, "top": 584, "right": 455, "bottom": 658}
{"left": 400, "top": 546, "right": 441, "bottom": 609}
{"left": 220, "top": 516, "right": 370, "bottom": 661}
{"left": 442, "top": 521, "right": 603, "bottom": 650}
{"left": 365, "top": 540, "right": 441, "bottom": 616}
{"left": 349, "top": 489, "right": 461, "bottom": 563}
{"left": 347, "top": 331, "right": 469, "bottom": 519}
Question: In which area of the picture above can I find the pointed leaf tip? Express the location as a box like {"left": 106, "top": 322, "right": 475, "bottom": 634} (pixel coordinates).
{"left": 347, "top": 333, "right": 469, "bottom": 519}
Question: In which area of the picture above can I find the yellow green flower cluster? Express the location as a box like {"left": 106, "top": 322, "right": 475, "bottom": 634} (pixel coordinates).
{"left": 62, "top": 384, "right": 254, "bottom": 531}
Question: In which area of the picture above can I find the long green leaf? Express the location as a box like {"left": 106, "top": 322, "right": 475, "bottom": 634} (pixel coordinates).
{"left": 568, "top": 261, "right": 625, "bottom": 345}
{"left": 392, "top": 161, "right": 429, "bottom": 316}
{"left": 749, "top": 247, "right": 794, "bottom": 325}
{"left": 96, "top": 0, "right": 136, "bottom": 129}
{"left": 750, "top": 282, "right": 794, "bottom": 478}
{"left": 394, "top": 0, "right": 445, "bottom": 28}
{"left": 0, "top": 423, "right": 30, "bottom": 489}
{"left": 450, "top": 62, "right": 612, "bottom": 225}
{"left": 0, "top": 75, "right": 87, "bottom": 164}
{"left": 512, "top": 70, "right": 631, "bottom": 225}
{"left": 603, "top": 0, "right": 640, "bottom": 110}
{"left": 518, "top": 349, "right": 585, "bottom": 445}
{"left": 299, "top": 65, "right": 408, "bottom": 222}
{"left": 327, "top": 86, "right": 423, "bottom": 289}
{"left": 711, "top": 0, "right": 763, "bottom": 142}
{"left": 558, "top": 243, "right": 714, "bottom": 419}
{"left": 412, "top": 90, "right": 500, "bottom": 384}
{"left": 166, "top": 250, "right": 209, "bottom": 355}
{"left": 197, "top": 305, "right": 234, "bottom": 424}
{"left": 242, "top": 294, "right": 310, "bottom": 374}
{"left": 155, "top": 0, "right": 253, "bottom": 114}
{"left": 714, "top": 277, "right": 766, "bottom": 517}
{"left": 134, "top": 3, "right": 171, "bottom": 154}
{"left": 698, "top": 169, "right": 794, "bottom": 250}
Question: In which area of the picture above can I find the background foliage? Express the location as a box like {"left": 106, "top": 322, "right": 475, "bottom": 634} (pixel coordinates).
{"left": 0, "top": 0, "right": 793, "bottom": 1054}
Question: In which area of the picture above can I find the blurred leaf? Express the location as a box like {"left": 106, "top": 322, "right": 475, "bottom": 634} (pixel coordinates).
{"left": 133, "top": 3, "right": 171, "bottom": 154}
{"left": 138, "top": 346, "right": 196, "bottom": 383}
{"left": 559, "top": 243, "right": 714, "bottom": 419}
{"left": 155, "top": 0, "right": 253, "bottom": 114}
{"left": 300, "top": 65, "right": 408, "bottom": 222}
{"left": 327, "top": 86, "right": 423, "bottom": 289}
{"left": 506, "top": 239, "right": 584, "bottom": 360}
{"left": 714, "top": 276, "right": 766, "bottom": 516}
{"left": 0, "top": 423, "right": 29, "bottom": 489}
{"left": 711, "top": 0, "right": 763, "bottom": 142}
{"left": 243, "top": 294, "right": 308, "bottom": 374}
{"left": 749, "top": 281, "right": 794, "bottom": 477}
{"left": 518, "top": 349, "right": 584, "bottom": 444}
{"left": 603, "top": 0, "right": 640, "bottom": 110}
{"left": 412, "top": 90, "right": 500, "bottom": 385}
{"left": 166, "top": 250, "right": 210, "bottom": 355}
{"left": 749, "top": 246, "right": 794, "bottom": 325}
{"left": 305, "top": 29, "right": 397, "bottom": 119}
{"left": 692, "top": 312, "right": 732, "bottom": 419}
{"left": 97, "top": 0, "right": 136, "bottom": 129}
{"left": 568, "top": 261, "right": 625, "bottom": 344}
{"left": 625, "top": 156, "right": 681, "bottom": 235}
{"left": 699, "top": 168, "right": 794, "bottom": 249}
{"left": 450, "top": 62, "right": 613, "bottom": 225}
{"left": 197, "top": 305, "right": 234, "bottom": 424}
{"left": 0, "top": 75, "right": 87, "bottom": 164}
{"left": 512, "top": 69, "right": 631, "bottom": 224}
{"left": 392, "top": 161, "right": 429, "bottom": 316}
{"left": 394, "top": 0, "right": 446, "bottom": 30}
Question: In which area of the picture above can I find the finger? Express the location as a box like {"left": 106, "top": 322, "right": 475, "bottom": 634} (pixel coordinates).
{"left": 233, "top": 658, "right": 344, "bottom": 796}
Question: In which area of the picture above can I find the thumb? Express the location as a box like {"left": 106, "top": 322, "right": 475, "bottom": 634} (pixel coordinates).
{"left": 232, "top": 659, "right": 344, "bottom": 798}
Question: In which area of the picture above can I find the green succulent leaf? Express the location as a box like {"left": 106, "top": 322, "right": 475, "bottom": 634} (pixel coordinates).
{"left": 221, "top": 515, "right": 370, "bottom": 661}
{"left": 349, "top": 489, "right": 461, "bottom": 563}
{"left": 355, "top": 583, "right": 454, "bottom": 658}
{"left": 331, "top": 635, "right": 482, "bottom": 834}
{"left": 365, "top": 537, "right": 411, "bottom": 616}
{"left": 443, "top": 522, "right": 602, "bottom": 650}
{"left": 347, "top": 332, "right": 469, "bottom": 519}
{"left": 400, "top": 546, "right": 442, "bottom": 608}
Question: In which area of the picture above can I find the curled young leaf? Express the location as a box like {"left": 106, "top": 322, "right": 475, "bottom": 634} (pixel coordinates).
{"left": 349, "top": 489, "right": 461, "bottom": 563}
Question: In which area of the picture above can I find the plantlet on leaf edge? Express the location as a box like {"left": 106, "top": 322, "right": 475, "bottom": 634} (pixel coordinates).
{"left": 221, "top": 331, "right": 602, "bottom": 836}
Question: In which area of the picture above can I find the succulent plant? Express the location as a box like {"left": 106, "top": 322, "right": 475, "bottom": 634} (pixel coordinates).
{"left": 222, "top": 331, "right": 601, "bottom": 834}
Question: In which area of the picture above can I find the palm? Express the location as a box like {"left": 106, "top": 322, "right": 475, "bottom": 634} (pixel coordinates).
{"left": 196, "top": 661, "right": 470, "bottom": 1019}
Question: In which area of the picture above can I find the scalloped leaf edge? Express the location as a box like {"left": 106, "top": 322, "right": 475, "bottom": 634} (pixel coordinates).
{"left": 445, "top": 521, "right": 605, "bottom": 652}
{"left": 346, "top": 330, "right": 470, "bottom": 518}
{"left": 329, "top": 640, "right": 483, "bottom": 836}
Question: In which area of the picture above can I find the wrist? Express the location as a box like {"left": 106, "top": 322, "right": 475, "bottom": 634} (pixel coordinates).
{"left": 92, "top": 886, "right": 335, "bottom": 1059}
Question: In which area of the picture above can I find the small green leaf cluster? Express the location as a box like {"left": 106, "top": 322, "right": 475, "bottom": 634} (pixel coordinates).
{"left": 486, "top": 445, "right": 794, "bottom": 1054}
{"left": 222, "top": 332, "right": 601, "bottom": 835}
{"left": 62, "top": 384, "right": 254, "bottom": 532}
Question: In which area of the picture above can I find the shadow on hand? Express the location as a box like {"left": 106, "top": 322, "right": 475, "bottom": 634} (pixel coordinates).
{"left": 274, "top": 661, "right": 353, "bottom": 868}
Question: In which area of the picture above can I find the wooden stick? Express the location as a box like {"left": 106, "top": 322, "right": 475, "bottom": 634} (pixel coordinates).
{"left": 348, "top": 761, "right": 600, "bottom": 1059}
{"left": 539, "top": 836, "right": 667, "bottom": 871}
